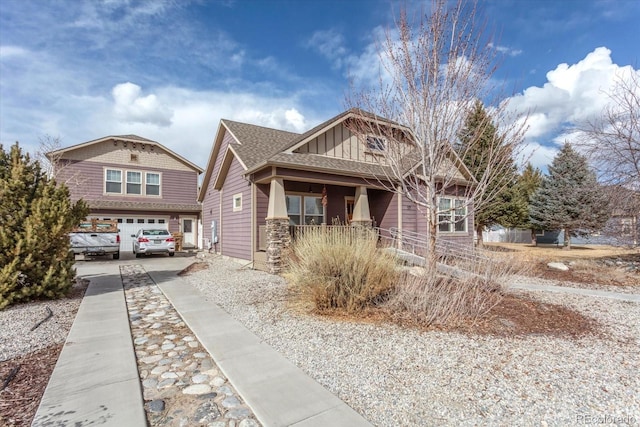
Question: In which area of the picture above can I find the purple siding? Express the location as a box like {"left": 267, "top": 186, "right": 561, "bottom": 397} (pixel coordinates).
{"left": 57, "top": 159, "right": 198, "bottom": 205}
{"left": 220, "top": 156, "right": 252, "bottom": 261}
{"left": 375, "top": 191, "right": 398, "bottom": 231}
{"left": 202, "top": 131, "right": 234, "bottom": 247}
{"left": 202, "top": 188, "right": 220, "bottom": 247}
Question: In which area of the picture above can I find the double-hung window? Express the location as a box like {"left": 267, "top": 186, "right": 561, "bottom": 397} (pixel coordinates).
{"left": 105, "top": 169, "right": 122, "bottom": 194}
{"left": 126, "top": 171, "right": 142, "bottom": 195}
{"left": 105, "top": 168, "right": 161, "bottom": 196}
{"left": 438, "top": 197, "right": 467, "bottom": 233}
{"left": 286, "top": 195, "right": 325, "bottom": 225}
{"left": 146, "top": 173, "right": 160, "bottom": 196}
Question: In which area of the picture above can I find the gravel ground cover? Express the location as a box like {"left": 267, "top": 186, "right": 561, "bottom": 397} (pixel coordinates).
{"left": 184, "top": 255, "right": 640, "bottom": 427}
{"left": 0, "top": 280, "right": 87, "bottom": 426}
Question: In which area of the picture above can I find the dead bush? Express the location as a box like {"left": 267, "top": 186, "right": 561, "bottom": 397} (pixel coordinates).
{"left": 284, "top": 226, "right": 398, "bottom": 313}
{"left": 388, "top": 252, "right": 529, "bottom": 327}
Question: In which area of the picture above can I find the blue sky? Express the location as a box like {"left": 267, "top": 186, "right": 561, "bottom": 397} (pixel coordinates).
{"left": 1, "top": 0, "right": 639, "bottom": 171}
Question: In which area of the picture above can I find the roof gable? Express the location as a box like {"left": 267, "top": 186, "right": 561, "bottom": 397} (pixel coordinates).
{"left": 47, "top": 135, "right": 203, "bottom": 173}
{"left": 198, "top": 120, "right": 299, "bottom": 201}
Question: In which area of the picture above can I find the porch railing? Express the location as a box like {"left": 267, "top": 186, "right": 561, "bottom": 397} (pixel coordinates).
{"left": 378, "top": 227, "right": 490, "bottom": 265}
{"left": 257, "top": 223, "right": 489, "bottom": 265}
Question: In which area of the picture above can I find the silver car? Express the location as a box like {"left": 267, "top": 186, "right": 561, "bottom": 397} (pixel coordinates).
{"left": 132, "top": 229, "right": 175, "bottom": 257}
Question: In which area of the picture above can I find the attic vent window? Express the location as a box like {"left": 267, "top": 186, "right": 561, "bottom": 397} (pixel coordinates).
{"left": 130, "top": 153, "right": 139, "bottom": 162}
{"left": 366, "top": 136, "right": 386, "bottom": 152}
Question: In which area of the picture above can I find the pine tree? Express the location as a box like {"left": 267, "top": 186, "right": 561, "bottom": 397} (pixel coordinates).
{"left": 516, "top": 163, "right": 543, "bottom": 244}
{"left": 458, "top": 100, "right": 528, "bottom": 245}
{"left": 0, "top": 142, "right": 88, "bottom": 309}
{"left": 529, "top": 144, "right": 610, "bottom": 250}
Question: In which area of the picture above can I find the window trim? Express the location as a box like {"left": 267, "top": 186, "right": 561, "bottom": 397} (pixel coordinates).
{"left": 145, "top": 172, "right": 161, "bottom": 197}
{"left": 437, "top": 197, "right": 468, "bottom": 234}
{"left": 365, "top": 135, "right": 386, "bottom": 153}
{"left": 286, "top": 192, "right": 326, "bottom": 225}
{"left": 103, "top": 167, "right": 162, "bottom": 197}
{"left": 126, "top": 170, "right": 142, "bottom": 195}
{"left": 105, "top": 168, "right": 123, "bottom": 194}
{"left": 232, "top": 193, "right": 243, "bottom": 212}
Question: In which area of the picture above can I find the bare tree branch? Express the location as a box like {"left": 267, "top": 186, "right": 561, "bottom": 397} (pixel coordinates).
{"left": 346, "top": 0, "right": 528, "bottom": 269}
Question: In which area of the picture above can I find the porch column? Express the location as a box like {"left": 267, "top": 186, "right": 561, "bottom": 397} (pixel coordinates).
{"left": 265, "top": 177, "right": 290, "bottom": 274}
{"left": 351, "top": 186, "right": 372, "bottom": 227}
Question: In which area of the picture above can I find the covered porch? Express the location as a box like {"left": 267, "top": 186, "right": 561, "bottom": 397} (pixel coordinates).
{"left": 251, "top": 167, "right": 403, "bottom": 273}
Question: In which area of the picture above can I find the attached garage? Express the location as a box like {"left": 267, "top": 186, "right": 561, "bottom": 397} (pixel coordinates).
{"left": 92, "top": 216, "right": 170, "bottom": 252}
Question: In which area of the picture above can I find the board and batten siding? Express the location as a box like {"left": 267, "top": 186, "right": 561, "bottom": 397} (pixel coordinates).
{"left": 220, "top": 156, "right": 252, "bottom": 261}
{"left": 295, "top": 123, "right": 385, "bottom": 164}
{"left": 57, "top": 159, "right": 198, "bottom": 205}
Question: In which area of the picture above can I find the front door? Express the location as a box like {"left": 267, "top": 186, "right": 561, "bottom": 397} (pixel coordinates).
{"left": 182, "top": 218, "right": 195, "bottom": 247}
{"left": 345, "top": 197, "right": 355, "bottom": 224}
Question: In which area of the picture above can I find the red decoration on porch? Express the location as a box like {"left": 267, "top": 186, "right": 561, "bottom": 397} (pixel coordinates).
{"left": 321, "top": 185, "right": 328, "bottom": 207}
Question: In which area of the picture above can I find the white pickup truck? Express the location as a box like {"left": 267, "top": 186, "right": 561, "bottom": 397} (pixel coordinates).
{"left": 70, "top": 219, "right": 121, "bottom": 259}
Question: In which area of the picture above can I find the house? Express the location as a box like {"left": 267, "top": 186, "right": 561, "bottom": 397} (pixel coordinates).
{"left": 48, "top": 135, "right": 203, "bottom": 251}
{"left": 198, "top": 109, "right": 475, "bottom": 273}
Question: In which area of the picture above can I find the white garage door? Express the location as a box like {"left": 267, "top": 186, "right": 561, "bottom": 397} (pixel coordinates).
{"left": 92, "top": 216, "right": 169, "bottom": 252}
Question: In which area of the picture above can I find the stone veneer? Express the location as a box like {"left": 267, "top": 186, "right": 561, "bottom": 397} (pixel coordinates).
{"left": 265, "top": 218, "right": 291, "bottom": 274}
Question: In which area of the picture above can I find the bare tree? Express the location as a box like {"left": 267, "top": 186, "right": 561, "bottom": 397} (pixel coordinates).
{"left": 35, "top": 134, "right": 63, "bottom": 177}
{"left": 346, "top": 0, "right": 527, "bottom": 271}
{"left": 577, "top": 69, "right": 640, "bottom": 190}
{"left": 575, "top": 68, "right": 640, "bottom": 246}
{"left": 36, "top": 135, "right": 90, "bottom": 200}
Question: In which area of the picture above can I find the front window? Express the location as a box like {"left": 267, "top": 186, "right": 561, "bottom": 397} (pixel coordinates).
{"left": 287, "top": 195, "right": 325, "bottom": 225}
{"left": 304, "top": 196, "right": 324, "bottom": 225}
{"left": 105, "top": 169, "right": 122, "bottom": 193}
{"left": 438, "top": 197, "right": 467, "bottom": 233}
{"left": 127, "top": 171, "right": 142, "bottom": 194}
{"left": 146, "top": 173, "right": 160, "bottom": 196}
{"left": 286, "top": 195, "right": 301, "bottom": 225}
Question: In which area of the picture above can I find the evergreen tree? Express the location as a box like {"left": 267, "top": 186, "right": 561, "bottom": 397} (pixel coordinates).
{"left": 516, "top": 163, "right": 543, "bottom": 244}
{"left": 529, "top": 143, "right": 610, "bottom": 250}
{"left": 0, "top": 142, "right": 88, "bottom": 309}
{"left": 458, "top": 100, "right": 528, "bottom": 245}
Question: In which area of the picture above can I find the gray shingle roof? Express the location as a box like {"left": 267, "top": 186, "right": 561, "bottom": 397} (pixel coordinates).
{"left": 222, "top": 120, "right": 300, "bottom": 170}
{"left": 88, "top": 200, "right": 201, "bottom": 212}
{"left": 222, "top": 109, "right": 391, "bottom": 175}
{"left": 267, "top": 152, "right": 391, "bottom": 178}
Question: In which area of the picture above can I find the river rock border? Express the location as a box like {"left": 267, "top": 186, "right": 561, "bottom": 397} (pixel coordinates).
{"left": 121, "top": 264, "right": 260, "bottom": 427}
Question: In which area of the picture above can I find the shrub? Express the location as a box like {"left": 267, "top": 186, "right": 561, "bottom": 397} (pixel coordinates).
{"left": 387, "top": 251, "right": 529, "bottom": 327}
{"left": 0, "top": 143, "right": 88, "bottom": 309}
{"left": 285, "top": 226, "right": 398, "bottom": 313}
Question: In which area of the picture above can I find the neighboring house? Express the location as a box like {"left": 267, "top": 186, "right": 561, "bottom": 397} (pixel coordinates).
{"left": 48, "top": 135, "right": 203, "bottom": 251}
{"left": 198, "top": 109, "right": 476, "bottom": 273}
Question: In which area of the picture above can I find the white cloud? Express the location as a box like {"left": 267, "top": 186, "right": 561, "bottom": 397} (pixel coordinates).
{"left": 112, "top": 82, "right": 173, "bottom": 126}
{"left": 305, "top": 29, "right": 348, "bottom": 68}
{"left": 488, "top": 42, "right": 523, "bottom": 57}
{"left": 284, "top": 108, "right": 306, "bottom": 131}
{"left": 0, "top": 45, "right": 30, "bottom": 58}
{"left": 507, "top": 47, "right": 634, "bottom": 145}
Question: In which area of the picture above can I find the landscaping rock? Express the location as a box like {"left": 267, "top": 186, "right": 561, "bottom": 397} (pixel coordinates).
{"left": 547, "top": 262, "right": 569, "bottom": 271}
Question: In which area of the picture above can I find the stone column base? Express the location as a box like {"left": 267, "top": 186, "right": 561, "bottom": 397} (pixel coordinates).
{"left": 265, "top": 218, "right": 291, "bottom": 274}
{"left": 350, "top": 219, "right": 373, "bottom": 228}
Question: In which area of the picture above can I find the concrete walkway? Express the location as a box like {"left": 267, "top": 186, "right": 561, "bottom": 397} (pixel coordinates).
{"left": 32, "top": 261, "right": 146, "bottom": 426}
{"left": 507, "top": 280, "right": 640, "bottom": 303}
{"left": 34, "top": 257, "right": 371, "bottom": 427}
{"left": 146, "top": 263, "right": 371, "bottom": 427}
